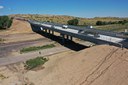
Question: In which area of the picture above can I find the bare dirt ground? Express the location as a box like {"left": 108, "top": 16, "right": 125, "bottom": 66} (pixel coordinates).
{"left": 0, "top": 45, "right": 128, "bottom": 85}
{"left": 0, "top": 19, "right": 45, "bottom": 43}
{"left": 0, "top": 33, "right": 46, "bottom": 43}
{"left": 0, "top": 19, "right": 55, "bottom": 57}
{"left": 0, "top": 19, "right": 128, "bottom": 85}
{"left": 0, "top": 19, "right": 32, "bottom": 35}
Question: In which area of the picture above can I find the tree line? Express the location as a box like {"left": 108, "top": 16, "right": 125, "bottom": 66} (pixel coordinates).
{"left": 67, "top": 19, "right": 128, "bottom": 26}
{"left": 0, "top": 16, "right": 13, "bottom": 30}
{"left": 96, "top": 20, "right": 128, "bottom": 25}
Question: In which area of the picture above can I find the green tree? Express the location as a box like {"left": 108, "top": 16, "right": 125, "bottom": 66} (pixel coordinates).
{"left": 96, "top": 21, "right": 103, "bottom": 25}
{"left": 0, "top": 16, "right": 13, "bottom": 29}
{"left": 122, "top": 20, "right": 127, "bottom": 25}
{"left": 67, "top": 18, "right": 79, "bottom": 25}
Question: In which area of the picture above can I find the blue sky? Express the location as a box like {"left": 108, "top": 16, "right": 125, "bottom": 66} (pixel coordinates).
{"left": 0, "top": 0, "right": 128, "bottom": 18}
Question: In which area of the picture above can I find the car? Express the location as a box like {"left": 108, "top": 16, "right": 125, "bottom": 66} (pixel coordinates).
{"left": 62, "top": 25, "right": 68, "bottom": 29}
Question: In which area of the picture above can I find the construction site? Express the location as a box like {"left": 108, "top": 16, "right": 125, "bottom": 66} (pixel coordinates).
{"left": 0, "top": 18, "right": 128, "bottom": 85}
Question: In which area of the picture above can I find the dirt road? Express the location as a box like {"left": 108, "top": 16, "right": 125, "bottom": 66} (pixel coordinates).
{"left": 0, "top": 38, "right": 53, "bottom": 58}
{"left": 0, "top": 46, "right": 69, "bottom": 66}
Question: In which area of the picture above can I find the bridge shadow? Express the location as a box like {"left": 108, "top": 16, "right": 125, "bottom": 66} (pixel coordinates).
{"left": 34, "top": 31, "right": 88, "bottom": 51}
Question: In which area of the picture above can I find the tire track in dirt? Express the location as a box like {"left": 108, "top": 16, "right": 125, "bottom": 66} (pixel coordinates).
{"left": 79, "top": 48, "right": 119, "bottom": 85}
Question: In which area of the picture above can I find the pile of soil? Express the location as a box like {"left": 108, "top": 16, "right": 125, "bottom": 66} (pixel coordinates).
{"left": 9, "top": 19, "right": 33, "bottom": 34}
{"left": 0, "top": 19, "right": 44, "bottom": 43}
{"left": 0, "top": 19, "right": 33, "bottom": 36}
{"left": 33, "top": 45, "right": 128, "bottom": 85}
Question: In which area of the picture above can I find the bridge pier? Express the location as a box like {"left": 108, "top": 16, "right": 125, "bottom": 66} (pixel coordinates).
{"left": 66, "top": 35, "right": 69, "bottom": 40}
{"left": 70, "top": 36, "right": 73, "bottom": 41}
{"left": 65, "top": 35, "right": 73, "bottom": 41}
{"left": 42, "top": 29, "right": 45, "bottom": 32}
{"left": 60, "top": 34, "right": 73, "bottom": 43}
{"left": 46, "top": 30, "right": 54, "bottom": 35}
{"left": 44, "top": 29, "right": 47, "bottom": 33}
{"left": 60, "top": 33, "right": 65, "bottom": 43}
{"left": 62, "top": 34, "right": 65, "bottom": 43}
{"left": 52, "top": 31, "right": 54, "bottom": 35}
{"left": 48, "top": 30, "right": 51, "bottom": 34}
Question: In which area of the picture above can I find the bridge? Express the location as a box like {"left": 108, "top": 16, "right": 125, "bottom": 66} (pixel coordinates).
{"left": 28, "top": 20, "right": 128, "bottom": 48}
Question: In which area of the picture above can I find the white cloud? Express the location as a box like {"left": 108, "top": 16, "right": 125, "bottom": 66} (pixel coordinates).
{"left": 0, "top": 6, "right": 4, "bottom": 9}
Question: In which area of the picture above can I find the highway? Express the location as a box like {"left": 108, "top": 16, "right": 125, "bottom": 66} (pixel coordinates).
{"left": 28, "top": 20, "right": 128, "bottom": 48}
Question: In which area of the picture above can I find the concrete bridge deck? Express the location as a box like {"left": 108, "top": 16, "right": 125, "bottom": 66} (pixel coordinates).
{"left": 28, "top": 20, "right": 128, "bottom": 48}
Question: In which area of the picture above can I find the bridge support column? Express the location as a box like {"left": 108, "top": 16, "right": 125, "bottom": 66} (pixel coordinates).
{"left": 52, "top": 31, "right": 54, "bottom": 35}
{"left": 44, "top": 29, "right": 46, "bottom": 32}
{"left": 60, "top": 33, "right": 65, "bottom": 43}
{"left": 70, "top": 36, "right": 73, "bottom": 41}
{"left": 66, "top": 35, "right": 69, "bottom": 40}
{"left": 62, "top": 34, "right": 65, "bottom": 43}
{"left": 48, "top": 30, "right": 51, "bottom": 34}
{"left": 45, "top": 29, "right": 47, "bottom": 33}
{"left": 42, "top": 29, "right": 44, "bottom": 32}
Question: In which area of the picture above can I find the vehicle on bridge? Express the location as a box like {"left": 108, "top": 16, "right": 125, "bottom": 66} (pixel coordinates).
{"left": 62, "top": 25, "right": 68, "bottom": 29}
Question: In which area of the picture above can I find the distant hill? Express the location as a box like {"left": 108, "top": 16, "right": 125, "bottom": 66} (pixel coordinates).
{"left": 9, "top": 14, "right": 128, "bottom": 25}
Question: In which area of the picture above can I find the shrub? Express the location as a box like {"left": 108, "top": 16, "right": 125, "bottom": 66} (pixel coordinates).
{"left": 67, "top": 18, "right": 79, "bottom": 25}
{"left": 20, "top": 44, "right": 55, "bottom": 53}
{"left": 118, "top": 20, "right": 128, "bottom": 25}
{"left": 25, "top": 57, "right": 48, "bottom": 70}
{"left": 96, "top": 20, "right": 128, "bottom": 26}
{"left": 0, "top": 38, "right": 5, "bottom": 43}
{"left": 96, "top": 21, "right": 103, "bottom": 25}
{"left": 0, "top": 16, "right": 13, "bottom": 29}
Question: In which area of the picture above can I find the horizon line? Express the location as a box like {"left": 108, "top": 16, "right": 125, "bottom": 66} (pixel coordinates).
{"left": 1, "top": 13, "right": 128, "bottom": 19}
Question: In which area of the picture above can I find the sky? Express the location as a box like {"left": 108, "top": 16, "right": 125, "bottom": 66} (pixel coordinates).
{"left": 0, "top": 0, "right": 128, "bottom": 18}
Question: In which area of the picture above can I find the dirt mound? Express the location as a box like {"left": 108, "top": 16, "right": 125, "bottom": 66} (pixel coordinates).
{"left": 0, "top": 19, "right": 33, "bottom": 35}
{"left": 26, "top": 45, "right": 128, "bottom": 85}
{"left": 0, "top": 19, "right": 44, "bottom": 43}
{"left": 0, "top": 45, "right": 128, "bottom": 85}
{"left": 9, "top": 19, "right": 33, "bottom": 34}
